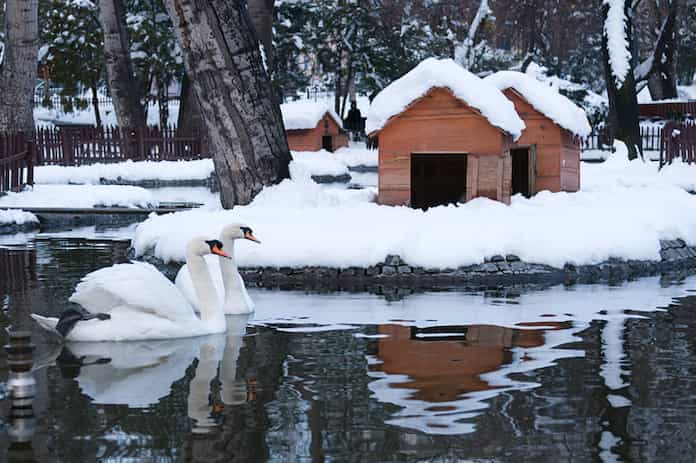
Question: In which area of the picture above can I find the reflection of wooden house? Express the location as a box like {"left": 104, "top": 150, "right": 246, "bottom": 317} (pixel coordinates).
{"left": 374, "top": 324, "right": 549, "bottom": 402}
{"left": 281, "top": 101, "right": 349, "bottom": 152}
{"left": 366, "top": 59, "right": 590, "bottom": 209}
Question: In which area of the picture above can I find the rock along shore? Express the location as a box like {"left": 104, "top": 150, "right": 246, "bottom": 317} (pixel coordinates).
{"left": 135, "top": 239, "right": 696, "bottom": 294}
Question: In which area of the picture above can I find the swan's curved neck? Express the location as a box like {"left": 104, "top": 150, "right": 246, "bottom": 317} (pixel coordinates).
{"left": 220, "top": 237, "right": 244, "bottom": 300}
{"left": 186, "top": 250, "right": 223, "bottom": 325}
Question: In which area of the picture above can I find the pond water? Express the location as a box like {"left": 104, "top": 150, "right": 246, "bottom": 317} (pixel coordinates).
{"left": 2, "top": 237, "right": 696, "bottom": 462}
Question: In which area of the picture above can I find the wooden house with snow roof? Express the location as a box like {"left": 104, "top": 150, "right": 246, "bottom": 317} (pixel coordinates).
{"left": 366, "top": 58, "right": 591, "bottom": 209}
{"left": 281, "top": 101, "right": 349, "bottom": 152}
{"left": 485, "top": 71, "right": 591, "bottom": 195}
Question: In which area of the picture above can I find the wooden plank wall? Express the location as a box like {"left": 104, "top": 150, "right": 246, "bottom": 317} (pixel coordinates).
{"left": 378, "top": 88, "right": 508, "bottom": 206}
{"left": 286, "top": 114, "right": 348, "bottom": 152}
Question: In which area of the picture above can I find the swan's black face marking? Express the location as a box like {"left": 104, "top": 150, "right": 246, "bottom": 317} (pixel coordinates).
{"left": 205, "top": 239, "right": 224, "bottom": 251}
{"left": 240, "top": 226, "right": 261, "bottom": 243}
{"left": 206, "top": 239, "right": 231, "bottom": 258}
{"left": 55, "top": 308, "right": 111, "bottom": 337}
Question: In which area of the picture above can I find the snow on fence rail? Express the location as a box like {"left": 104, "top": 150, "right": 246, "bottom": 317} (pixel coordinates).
{"left": 34, "top": 125, "right": 206, "bottom": 166}
{"left": 661, "top": 121, "right": 696, "bottom": 168}
{"left": 0, "top": 133, "right": 34, "bottom": 194}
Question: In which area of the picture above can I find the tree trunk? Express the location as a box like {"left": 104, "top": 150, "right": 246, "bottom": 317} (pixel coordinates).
{"left": 602, "top": 0, "right": 642, "bottom": 160}
{"left": 646, "top": 2, "right": 679, "bottom": 100}
{"left": 90, "top": 82, "right": 102, "bottom": 127}
{"left": 98, "top": 0, "right": 146, "bottom": 129}
{"left": 0, "top": 0, "right": 38, "bottom": 134}
{"left": 247, "top": 0, "right": 274, "bottom": 68}
{"left": 164, "top": 0, "right": 291, "bottom": 208}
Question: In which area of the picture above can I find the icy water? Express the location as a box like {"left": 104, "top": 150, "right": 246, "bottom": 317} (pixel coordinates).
{"left": 2, "top": 237, "right": 696, "bottom": 462}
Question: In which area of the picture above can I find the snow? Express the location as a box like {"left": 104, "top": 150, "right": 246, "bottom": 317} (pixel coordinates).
{"left": 34, "top": 159, "right": 214, "bottom": 185}
{"left": 132, "top": 143, "right": 696, "bottom": 270}
{"left": 582, "top": 141, "right": 696, "bottom": 192}
{"left": 485, "top": 71, "right": 591, "bottom": 137}
{"left": 281, "top": 100, "right": 342, "bottom": 130}
{"left": 289, "top": 146, "right": 377, "bottom": 179}
{"left": 331, "top": 144, "right": 377, "bottom": 167}
{"left": 603, "top": 0, "right": 631, "bottom": 86}
{"left": 0, "top": 185, "right": 157, "bottom": 209}
{"left": 34, "top": 100, "right": 180, "bottom": 128}
{"left": 0, "top": 209, "right": 39, "bottom": 225}
{"left": 366, "top": 58, "right": 525, "bottom": 139}
{"left": 290, "top": 151, "right": 349, "bottom": 179}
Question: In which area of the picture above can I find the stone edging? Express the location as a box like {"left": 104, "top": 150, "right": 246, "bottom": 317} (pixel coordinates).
{"left": 135, "top": 239, "right": 696, "bottom": 289}
{"left": 0, "top": 222, "right": 40, "bottom": 234}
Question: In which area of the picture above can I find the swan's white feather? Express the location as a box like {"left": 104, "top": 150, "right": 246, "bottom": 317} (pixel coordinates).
{"left": 70, "top": 261, "right": 196, "bottom": 321}
{"left": 176, "top": 255, "right": 254, "bottom": 315}
{"left": 31, "top": 314, "right": 58, "bottom": 332}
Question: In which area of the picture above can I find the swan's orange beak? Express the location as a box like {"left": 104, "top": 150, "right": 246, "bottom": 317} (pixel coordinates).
{"left": 212, "top": 245, "right": 231, "bottom": 259}
{"left": 244, "top": 230, "right": 261, "bottom": 243}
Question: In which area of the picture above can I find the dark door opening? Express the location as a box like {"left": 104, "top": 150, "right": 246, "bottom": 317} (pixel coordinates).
{"left": 511, "top": 147, "right": 535, "bottom": 198}
{"left": 322, "top": 135, "right": 333, "bottom": 152}
{"left": 411, "top": 153, "right": 467, "bottom": 209}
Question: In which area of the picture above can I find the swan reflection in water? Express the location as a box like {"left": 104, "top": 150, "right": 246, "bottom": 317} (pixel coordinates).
{"left": 54, "top": 314, "right": 252, "bottom": 431}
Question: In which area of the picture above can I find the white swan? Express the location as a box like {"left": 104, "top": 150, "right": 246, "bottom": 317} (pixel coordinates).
{"left": 31, "top": 238, "right": 229, "bottom": 341}
{"left": 176, "top": 223, "right": 259, "bottom": 315}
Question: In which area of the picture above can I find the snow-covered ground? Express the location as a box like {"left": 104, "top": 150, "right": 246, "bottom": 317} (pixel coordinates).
{"left": 34, "top": 100, "right": 180, "bottom": 128}
{"left": 34, "top": 159, "right": 214, "bottom": 185}
{"left": 0, "top": 209, "right": 39, "bottom": 226}
{"left": 132, "top": 143, "right": 696, "bottom": 269}
{"left": 0, "top": 185, "right": 157, "bottom": 209}
{"left": 290, "top": 146, "right": 377, "bottom": 179}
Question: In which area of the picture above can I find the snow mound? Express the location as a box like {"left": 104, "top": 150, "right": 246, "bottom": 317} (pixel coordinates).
{"left": 366, "top": 58, "right": 525, "bottom": 139}
{"left": 290, "top": 151, "right": 349, "bottom": 179}
{"left": 332, "top": 145, "right": 377, "bottom": 167}
{"left": 0, "top": 209, "right": 39, "bottom": 225}
{"left": 34, "top": 159, "right": 214, "bottom": 185}
{"left": 132, "top": 162, "right": 696, "bottom": 269}
{"left": 485, "top": 71, "right": 591, "bottom": 137}
{"left": 0, "top": 185, "right": 157, "bottom": 209}
{"left": 582, "top": 141, "right": 696, "bottom": 192}
{"left": 281, "top": 100, "right": 343, "bottom": 130}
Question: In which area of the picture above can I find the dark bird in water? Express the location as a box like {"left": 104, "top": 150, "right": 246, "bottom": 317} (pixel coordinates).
{"left": 54, "top": 308, "right": 111, "bottom": 337}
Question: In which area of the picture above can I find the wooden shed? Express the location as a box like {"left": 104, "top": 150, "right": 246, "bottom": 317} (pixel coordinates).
{"left": 366, "top": 58, "right": 525, "bottom": 208}
{"left": 485, "top": 71, "right": 591, "bottom": 196}
{"left": 281, "top": 101, "right": 349, "bottom": 152}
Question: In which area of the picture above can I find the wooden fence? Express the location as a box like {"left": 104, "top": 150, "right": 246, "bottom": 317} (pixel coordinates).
{"left": 0, "top": 133, "right": 34, "bottom": 194}
{"left": 35, "top": 125, "right": 206, "bottom": 166}
{"left": 660, "top": 121, "right": 696, "bottom": 168}
{"left": 581, "top": 125, "right": 663, "bottom": 152}
{"left": 639, "top": 101, "right": 696, "bottom": 119}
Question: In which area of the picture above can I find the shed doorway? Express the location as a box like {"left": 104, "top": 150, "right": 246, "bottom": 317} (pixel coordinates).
{"left": 411, "top": 153, "right": 468, "bottom": 209}
{"left": 511, "top": 147, "right": 536, "bottom": 198}
{"left": 322, "top": 135, "right": 333, "bottom": 152}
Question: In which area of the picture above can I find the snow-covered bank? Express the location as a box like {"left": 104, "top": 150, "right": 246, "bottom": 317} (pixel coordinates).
{"left": 133, "top": 170, "right": 696, "bottom": 271}
{"left": 0, "top": 209, "right": 39, "bottom": 234}
{"left": 290, "top": 146, "right": 378, "bottom": 181}
{"left": 34, "top": 159, "right": 215, "bottom": 185}
{"left": 0, "top": 185, "right": 157, "bottom": 209}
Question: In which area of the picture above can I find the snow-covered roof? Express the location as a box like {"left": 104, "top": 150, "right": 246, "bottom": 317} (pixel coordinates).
{"left": 485, "top": 71, "right": 591, "bottom": 137}
{"left": 365, "top": 58, "right": 525, "bottom": 139}
{"left": 281, "top": 100, "right": 343, "bottom": 131}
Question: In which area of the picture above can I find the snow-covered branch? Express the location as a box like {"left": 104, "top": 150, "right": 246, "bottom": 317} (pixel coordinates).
{"left": 603, "top": 0, "right": 632, "bottom": 86}
{"left": 454, "top": 0, "right": 493, "bottom": 69}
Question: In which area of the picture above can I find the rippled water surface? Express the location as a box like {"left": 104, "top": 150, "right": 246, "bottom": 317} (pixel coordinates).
{"left": 2, "top": 237, "right": 696, "bottom": 462}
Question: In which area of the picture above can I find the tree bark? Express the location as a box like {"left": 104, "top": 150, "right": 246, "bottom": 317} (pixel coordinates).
{"left": 602, "top": 0, "right": 642, "bottom": 160}
{"left": 163, "top": 0, "right": 291, "bottom": 207}
{"left": 0, "top": 0, "right": 38, "bottom": 134}
{"left": 247, "top": 0, "right": 274, "bottom": 68}
{"left": 646, "top": 2, "right": 678, "bottom": 100}
{"left": 98, "top": 0, "right": 146, "bottom": 129}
